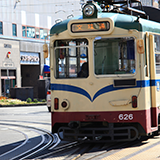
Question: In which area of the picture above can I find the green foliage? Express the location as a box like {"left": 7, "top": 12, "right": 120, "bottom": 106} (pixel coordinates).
{"left": 0, "top": 99, "right": 8, "bottom": 102}
{"left": 26, "top": 98, "right": 32, "bottom": 103}
{"left": 9, "top": 102, "right": 15, "bottom": 105}
{"left": 33, "top": 99, "right": 38, "bottom": 103}
{"left": 42, "top": 99, "right": 46, "bottom": 102}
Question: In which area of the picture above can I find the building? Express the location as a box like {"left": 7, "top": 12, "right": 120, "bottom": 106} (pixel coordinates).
{"left": 139, "top": 0, "right": 159, "bottom": 8}
{"left": 0, "top": 0, "right": 82, "bottom": 98}
{"left": 141, "top": 0, "right": 152, "bottom": 6}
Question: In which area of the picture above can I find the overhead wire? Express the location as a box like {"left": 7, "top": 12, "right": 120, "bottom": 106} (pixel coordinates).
{"left": 0, "top": 1, "right": 79, "bottom": 7}
{"left": 0, "top": 0, "right": 82, "bottom": 14}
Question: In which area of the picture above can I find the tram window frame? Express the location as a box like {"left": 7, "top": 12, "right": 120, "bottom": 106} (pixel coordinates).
{"left": 94, "top": 37, "right": 136, "bottom": 76}
{"left": 154, "top": 34, "right": 160, "bottom": 75}
{"left": 54, "top": 39, "right": 89, "bottom": 79}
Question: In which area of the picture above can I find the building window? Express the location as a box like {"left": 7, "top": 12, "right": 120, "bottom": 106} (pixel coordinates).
{"left": 40, "top": 28, "right": 48, "bottom": 39}
{"left": 27, "top": 26, "right": 35, "bottom": 38}
{"left": 22, "top": 26, "right": 26, "bottom": 37}
{"left": 12, "top": 24, "right": 17, "bottom": 36}
{"left": 36, "top": 28, "right": 40, "bottom": 38}
{"left": 0, "top": 22, "right": 3, "bottom": 35}
{"left": 48, "top": 30, "right": 50, "bottom": 40}
{"left": 22, "top": 25, "right": 49, "bottom": 40}
{"left": 9, "top": 70, "right": 16, "bottom": 76}
{"left": 1, "top": 70, "right": 7, "bottom": 76}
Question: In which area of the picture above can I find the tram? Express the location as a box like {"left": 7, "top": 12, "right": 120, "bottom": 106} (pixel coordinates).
{"left": 45, "top": 0, "right": 160, "bottom": 142}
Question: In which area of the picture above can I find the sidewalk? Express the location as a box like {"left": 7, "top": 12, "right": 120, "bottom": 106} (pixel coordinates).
{"left": 0, "top": 102, "right": 47, "bottom": 107}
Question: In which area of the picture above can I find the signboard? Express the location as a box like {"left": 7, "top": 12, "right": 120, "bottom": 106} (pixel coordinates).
{"left": 3, "top": 62, "right": 14, "bottom": 67}
{"left": 4, "top": 44, "right": 12, "bottom": 48}
{"left": 20, "top": 52, "right": 40, "bottom": 65}
{"left": 2, "top": 58, "right": 14, "bottom": 68}
{"left": 71, "top": 21, "right": 110, "bottom": 33}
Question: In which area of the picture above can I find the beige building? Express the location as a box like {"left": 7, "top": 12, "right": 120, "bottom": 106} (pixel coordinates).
{"left": 0, "top": 0, "right": 81, "bottom": 97}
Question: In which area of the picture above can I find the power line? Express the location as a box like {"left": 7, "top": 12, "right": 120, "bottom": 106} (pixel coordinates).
{"left": 0, "top": 8, "right": 82, "bottom": 13}
{"left": 0, "top": 0, "right": 82, "bottom": 17}
{"left": 0, "top": 1, "right": 80, "bottom": 8}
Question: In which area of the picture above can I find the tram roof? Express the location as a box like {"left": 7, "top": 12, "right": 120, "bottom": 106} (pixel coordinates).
{"left": 50, "top": 12, "right": 160, "bottom": 35}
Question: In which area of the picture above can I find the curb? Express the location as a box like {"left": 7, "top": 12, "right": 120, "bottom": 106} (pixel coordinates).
{"left": 0, "top": 103, "right": 47, "bottom": 107}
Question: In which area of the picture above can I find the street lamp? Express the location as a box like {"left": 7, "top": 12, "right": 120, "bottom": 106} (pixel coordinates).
{"left": 14, "top": 0, "right": 21, "bottom": 9}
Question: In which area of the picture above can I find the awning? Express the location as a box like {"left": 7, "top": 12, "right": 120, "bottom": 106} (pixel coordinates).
{"left": 44, "top": 64, "right": 50, "bottom": 73}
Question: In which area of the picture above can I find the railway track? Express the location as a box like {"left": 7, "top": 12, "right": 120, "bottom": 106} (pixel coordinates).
{"left": 35, "top": 134, "right": 160, "bottom": 160}
{"left": 0, "top": 121, "right": 85, "bottom": 160}
{"left": 32, "top": 136, "right": 143, "bottom": 160}
{"left": 0, "top": 121, "right": 160, "bottom": 160}
{"left": 0, "top": 120, "right": 160, "bottom": 159}
{"left": 36, "top": 140, "right": 84, "bottom": 159}
{"left": 0, "top": 122, "right": 56, "bottom": 160}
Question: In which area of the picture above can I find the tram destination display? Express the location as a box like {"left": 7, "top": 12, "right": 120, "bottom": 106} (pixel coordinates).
{"left": 71, "top": 21, "right": 110, "bottom": 33}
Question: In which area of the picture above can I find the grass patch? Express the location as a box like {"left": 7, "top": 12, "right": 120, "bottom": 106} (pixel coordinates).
{"left": 0, "top": 99, "right": 27, "bottom": 105}
{"left": 0, "top": 97, "right": 46, "bottom": 106}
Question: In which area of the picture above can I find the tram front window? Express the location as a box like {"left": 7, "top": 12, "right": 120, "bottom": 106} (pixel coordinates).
{"left": 54, "top": 39, "right": 88, "bottom": 78}
{"left": 94, "top": 37, "right": 135, "bottom": 75}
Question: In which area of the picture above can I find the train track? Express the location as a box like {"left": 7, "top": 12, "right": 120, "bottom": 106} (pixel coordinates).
{"left": 36, "top": 140, "right": 84, "bottom": 159}
{"left": 33, "top": 136, "right": 141, "bottom": 160}
{"left": 0, "top": 121, "right": 160, "bottom": 160}
{"left": 0, "top": 121, "right": 85, "bottom": 160}
{"left": 32, "top": 140, "right": 135, "bottom": 160}
{"left": 35, "top": 135, "right": 159, "bottom": 160}
{"left": 0, "top": 122, "right": 56, "bottom": 160}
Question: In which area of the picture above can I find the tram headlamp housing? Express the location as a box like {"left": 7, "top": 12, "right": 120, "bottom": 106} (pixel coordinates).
{"left": 61, "top": 99, "right": 70, "bottom": 110}
{"left": 83, "top": 5, "right": 95, "bottom": 17}
{"left": 82, "top": 2, "right": 102, "bottom": 19}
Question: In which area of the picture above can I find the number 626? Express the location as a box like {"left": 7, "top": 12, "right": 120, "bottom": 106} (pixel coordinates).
{"left": 118, "top": 114, "right": 133, "bottom": 121}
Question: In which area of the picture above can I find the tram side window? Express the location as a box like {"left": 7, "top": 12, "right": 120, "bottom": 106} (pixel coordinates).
{"left": 154, "top": 35, "right": 160, "bottom": 74}
{"left": 94, "top": 37, "right": 135, "bottom": 75}
{"left": 54, "top": 39, "right": 88, "bottom": 78}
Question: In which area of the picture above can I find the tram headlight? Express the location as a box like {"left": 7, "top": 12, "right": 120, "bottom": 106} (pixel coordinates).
{"left": 61, "top": 99, "right": 70, "bottom": 110}
{"left": 83, "top": 5, "right": 95, "bottom": 17}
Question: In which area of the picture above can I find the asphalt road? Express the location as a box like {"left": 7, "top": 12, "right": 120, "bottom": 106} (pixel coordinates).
{"left": 0, "top": 105, "right": 51, "bottom": 151}
{"left": 1, "top": 106, "right": 160, "bottom": 160}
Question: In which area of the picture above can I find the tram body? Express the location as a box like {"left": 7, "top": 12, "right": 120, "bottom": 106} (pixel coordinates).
{"left": 48, "top": 0, "right": 160, "bottom": 142}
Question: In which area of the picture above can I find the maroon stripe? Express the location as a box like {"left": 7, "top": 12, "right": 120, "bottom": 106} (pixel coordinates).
{"left": 51, "top": 109, "right": 159, "bottom": 133}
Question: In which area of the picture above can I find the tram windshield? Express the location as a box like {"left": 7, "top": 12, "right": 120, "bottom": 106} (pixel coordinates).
{"left": 94, "top": 37, "right": 135, "bottom": 75}
{"left": 54, "top": 39, "right": 88, "bottom": 78}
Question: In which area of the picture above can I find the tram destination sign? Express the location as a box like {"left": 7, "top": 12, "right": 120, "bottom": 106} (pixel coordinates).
{"left": 71, "top": 21, "right": 110, "bottom": 33}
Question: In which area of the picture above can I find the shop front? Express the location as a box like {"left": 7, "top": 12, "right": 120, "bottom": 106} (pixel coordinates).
{"left": 0, "top": 39, "right": 20, "bottom": 97}
{"left": 20, "top": 52, "right": 40, "bottom": 98}
{"left": 1, "top": 69, "right": 16, "bottom": 97}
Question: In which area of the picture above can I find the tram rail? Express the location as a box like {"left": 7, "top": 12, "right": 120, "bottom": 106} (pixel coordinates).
{"left": 0, "top": 122, "right": 55, "bottom": 160}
